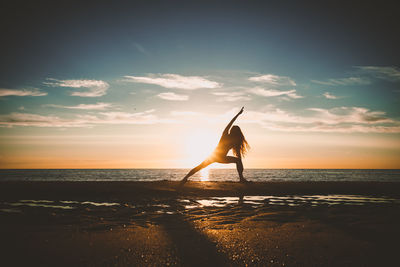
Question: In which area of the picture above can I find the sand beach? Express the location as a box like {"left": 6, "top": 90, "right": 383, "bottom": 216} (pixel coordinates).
{"left": 1, "top": 181, "right": 400, "bottom": 266}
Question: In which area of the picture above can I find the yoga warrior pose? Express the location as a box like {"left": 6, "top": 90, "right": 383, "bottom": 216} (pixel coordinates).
{"left": 180, "top": 107, "right": 250, "bottom": 185}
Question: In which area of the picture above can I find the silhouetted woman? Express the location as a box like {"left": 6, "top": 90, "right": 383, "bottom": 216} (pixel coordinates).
{"left": 180, "top": 107, "right": 250, "bottom": 185}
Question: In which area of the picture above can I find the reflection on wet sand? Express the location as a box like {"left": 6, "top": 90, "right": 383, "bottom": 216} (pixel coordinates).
{"left": 1, "top": 191, "right": 400, "bottom": 266}
{"left": 1, "top": 194, "right": 398, "bottom": 215}
{"left": 183, "top": 194, "right": 400, "bottom": 209}
{"left": 0, "top": 199, "right": 120, "bottom": 213}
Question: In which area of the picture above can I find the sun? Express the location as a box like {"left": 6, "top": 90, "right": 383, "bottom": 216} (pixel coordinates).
{"left": 183, "top": 129, "right": 219, "bottom": 168}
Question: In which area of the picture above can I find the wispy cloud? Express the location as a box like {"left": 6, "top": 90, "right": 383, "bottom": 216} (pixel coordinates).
{"left": 0, "top": 109, "right": 165, "bottom": 128}
{"left": 168, "top": 106, "right": 399, "bottom": 133}
{"left": 257, "top": 122, "right": 400, "bottom": 133}
{"left": 249, "top": 74, "right": 296, "bottom": 86}
{"left": 44, "top": 102, "right": 113, "bottom": 110}
{"left": 0, "top": 88, "right": 47, "bottom": 97}
{"left": 170, "top": 111, "right": 202, "bottom": 117}
{"left": 311, "top": 77, "right": 370, "bottom": 86}
{"left": 124, "top": 74, "right": 221, "bottom": 90}
{"left": 355, "top": 66, "right": 400, "bottom": 81}
{"left": 244, "top": 106, "right": 392, "bottom": 125}
{"left": 90, "top": 110, "right": 160, "bottom": 125}
{"left": 248, "top": 87, "right": 303, "bottom": 99}
{"left": 312, "top": 66, "right": 400, "bottom": 87}
{"left": 133, "top": 42, "right": 149, "bottom": 55}
{"left": 323, "top": 92, "right": 339, "bottom": 99}
{"left": 0, "top": 113, "right": 87, "bottom": 128}
{"left": 306, "top": 107, "right": 393, "bottom": 124}
{"left": 44, "top": 79, "right": 109, "bottom": 97}
{"left": 157, "top": 92, "right": 189, "bottom": 101}
{"left": 242, "top": 106, "right": 399, "bottom": 133}
{"left": 212, "top": 91, "right": 251, "bottom": 102}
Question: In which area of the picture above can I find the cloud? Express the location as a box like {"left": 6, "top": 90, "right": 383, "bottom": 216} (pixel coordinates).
{"left": 3, "top": 105, "right": 397, "bottom": 133}
{"left": 311, "top": 77, "right": 370, "bottom": 86}
{"left": 212, "top": 92, "right": 251, "bottom": 102}
{"left": 169, "top": 109, "right": 235, "bottom": 125}
{"left": 241, "top": 106, "right": 399, "bottom": 133}
{"left": 0, "top": 113, "right": 88, "bottom": 128}
{"left": 248, "top": 87, "right": 303, "bottom": 99}
{"left": 168, "top": 106, "right": 399, "bottom": 133}
{"left": 312, "top": 66, "right": 400, "bottom": 87}
{"left": 90, "top": 110, "right": 160, "bottom": 125}
{"left": 256, "top": 122, "right": 400, "bottom": 133}
{"left": 249, "top": 74, "right": 296, "bottom": 86}
{"left": 170, "top": 111, "right": 202, "bottom": 117}
{"left": 355, "top": 66, "right": 400, "bottom": 81}
{"left": 157, "top": 92, "right": 189, "bottom": 101}
{"left": 133, "top": 42, "right": 148, "bottom": 55}
{"left": 124, "top": 74, "right": 221, "bottom": 89}
{"left": 306, "top": 107, "right": 393, "bottom": 124}
{"left": 44, "top": 79, "right": 109, "bottom": 97}
{"left": 44, "top": 102, "right": 113, "bottom": 110}
{"left": 0, "top": 110, "right": 164, "bottom": 128}
{"left": 0, "top": 88, "right": 47, "bottom": 97}
{"left": 323, "top": 92, "right": 338, "bottom": 99}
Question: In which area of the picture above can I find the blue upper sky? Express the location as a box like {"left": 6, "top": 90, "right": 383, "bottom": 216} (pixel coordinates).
{"left": 0, "top": 0, "right": 399, "bottom": 168}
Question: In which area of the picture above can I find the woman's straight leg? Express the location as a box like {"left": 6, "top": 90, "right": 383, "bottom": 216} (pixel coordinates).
{"left": 180, "top": 158, "right": 213, "bottom": 184}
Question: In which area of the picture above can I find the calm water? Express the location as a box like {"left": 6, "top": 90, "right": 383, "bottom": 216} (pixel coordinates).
{"left": 0, "top": 169, "right": 399, "bottom": 182}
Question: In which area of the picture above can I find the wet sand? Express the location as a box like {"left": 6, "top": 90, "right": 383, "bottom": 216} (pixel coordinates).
{"left": 1, "top": 181, "right": 400, "bottom": 266}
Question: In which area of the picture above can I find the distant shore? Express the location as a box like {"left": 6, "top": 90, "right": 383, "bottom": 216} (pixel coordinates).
{"left": 1, "top": 181, "right": 400, "bottom": 266}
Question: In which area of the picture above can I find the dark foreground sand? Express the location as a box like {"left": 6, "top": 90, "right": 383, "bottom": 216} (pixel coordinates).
{"left": 1, "top": 181, "right": 400, "bottom": 266}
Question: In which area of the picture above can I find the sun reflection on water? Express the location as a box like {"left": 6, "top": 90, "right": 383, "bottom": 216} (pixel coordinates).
{"left": 200, "top": 166, "right": 210, "bottom": 181}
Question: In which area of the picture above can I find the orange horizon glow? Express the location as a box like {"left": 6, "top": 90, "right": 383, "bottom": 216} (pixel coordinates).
{"left": 0, "top": 118, "right": 400, "bottom": 169}
{"left": 1, "top": 124, "right": 399, "bottom": 170}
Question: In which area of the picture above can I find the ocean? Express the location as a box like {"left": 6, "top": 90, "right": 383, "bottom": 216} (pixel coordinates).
{"left": 0, "top": 169, "right": 399, "bottom": 182}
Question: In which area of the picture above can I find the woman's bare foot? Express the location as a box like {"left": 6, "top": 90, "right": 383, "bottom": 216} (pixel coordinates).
{"left": 177, "top": 178, "right": 188, "bottom": 189}
{"left": 240, "top": 177, "right": 250, "bottom": 183}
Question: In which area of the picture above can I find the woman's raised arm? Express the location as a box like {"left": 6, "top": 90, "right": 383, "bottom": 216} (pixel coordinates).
{"left": 222, "top": 107, "right": 244, "bottom": 135}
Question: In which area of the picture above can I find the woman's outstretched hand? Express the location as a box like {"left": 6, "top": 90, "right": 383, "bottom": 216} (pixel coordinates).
{"left": 223, "top": 107, "right": 245, "bottom": 135}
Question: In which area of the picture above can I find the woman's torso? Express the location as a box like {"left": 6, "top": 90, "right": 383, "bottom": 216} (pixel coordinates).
{"left": 213, "top": 134, "right": 234, "bottom": 157}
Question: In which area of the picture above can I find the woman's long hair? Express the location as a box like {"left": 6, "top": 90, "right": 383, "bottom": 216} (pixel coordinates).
{"left": 230, "top": 125, "right": 250, "bottom": 158}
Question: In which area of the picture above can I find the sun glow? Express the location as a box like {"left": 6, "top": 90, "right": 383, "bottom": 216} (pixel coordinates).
{"left": 183, "top": 129, "right": 219, "bottom": 167}
{"left": 199, "top": 166, "right": 210, "bottom": 181}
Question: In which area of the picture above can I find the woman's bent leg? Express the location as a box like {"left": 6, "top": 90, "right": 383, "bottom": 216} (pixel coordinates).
{"left": 216, "top": 156, "right": 247, "bottom": 182}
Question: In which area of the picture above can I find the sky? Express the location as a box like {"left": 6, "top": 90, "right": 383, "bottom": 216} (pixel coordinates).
{"left": 0, "top": 0, "right": 399, "bottom": 169}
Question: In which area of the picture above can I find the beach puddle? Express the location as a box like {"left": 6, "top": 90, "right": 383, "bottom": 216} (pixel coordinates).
{"left": 197, "top": 197, "right": 238, "bottom": 207}
{"left": 180, "top": 195, "right": 400, "bottom": 209}
{"left": 1, "top": 195, "right": 399, "bottom": 216}
{"left": 81, "top": 201, "right": 119, "bottom": 207}
{"left": 0, "top": 208, "right": 22, "bottom": 213}
{"left": 7, "top": 201, "right": 75, "bottom": 210}
{"left": 0, "top": 199, "right": 120, "bottom": 212}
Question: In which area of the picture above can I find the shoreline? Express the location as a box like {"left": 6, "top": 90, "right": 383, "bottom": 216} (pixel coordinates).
{"left": 1, "top": 181, "right": 400, "bottom": 201}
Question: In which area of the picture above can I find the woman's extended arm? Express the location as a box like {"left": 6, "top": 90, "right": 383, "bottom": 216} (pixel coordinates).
{"left": 222, "top": 107, "right": 244, "bottom": 135}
